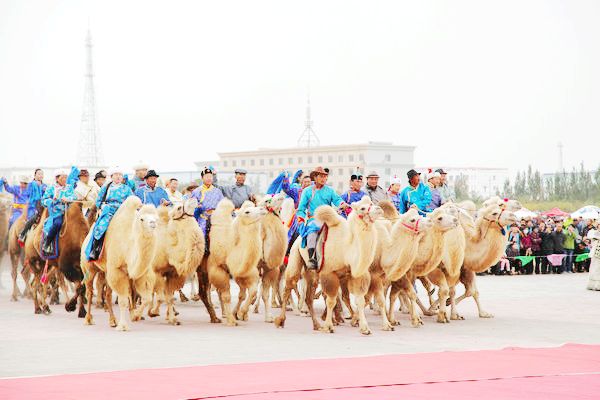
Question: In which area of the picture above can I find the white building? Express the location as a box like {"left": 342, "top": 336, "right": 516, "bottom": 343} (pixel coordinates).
{"left": 420, "top": 166, "right": 509, "bottom": 198}
{"left": 196, "top": 141, "right": 416, "bottom": 193}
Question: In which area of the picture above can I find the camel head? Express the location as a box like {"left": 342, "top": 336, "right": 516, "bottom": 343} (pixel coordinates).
{"left": 259, "top": 192, "right": 286, "bottom": 214}
{"left": 235, "top": 201, "right": 267, "bottom": 225}
{"left": 478, "top": 205, "right": 517, "bottom": 229}
{"left": 350, "top": 196, "right": 383, "bottom": 224}
{"left": 482, "top": 196, "right": 522, "bottom": 212}
{"left": 0, "top": 193, "right": 13, "bottom": 213}
{"left": 429, "top": 208, "right": 459, "bottom": 231}
{"left": 397, "top": 208, "right": 433, "bottom": 234}
{"left": 456, "top": 200, "right": 477, "bottom": 218}
{"left": 169, "top": 197, "right": 198, "bottom": 220}
{"left": 136, "top": 204, "right": 159, "bottom": 233}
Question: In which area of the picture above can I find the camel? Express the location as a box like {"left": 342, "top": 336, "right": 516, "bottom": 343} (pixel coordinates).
{"left": 23, "top": 209, "right": 58, "bottom": 314}
{"left": 207, "top": 199, "right": 267, "bottom": 326}
{"left": 254, "top": 192, "right": 288, "bottom": 322}
{"left": 421, "top": 203, "right": 466, "bottom": 322}
{"left": 388, "top": 207, "right": 459, "bottom": 327}
{"left": 0, "top": 193, "right": 13, "bottom": 289}
{"left": 453, "top": 203, "right": 517, "bottom": 318}
{"left": 81, "top": 196, "right": 159, "bottom": 331}
{"left": 151, "top": 198, "right": 219, "bottom": 325}
{"left": 276, "top": 197, "right": 383, "bottom": 335}
{"left": 21, "top": 202, "right": 95, "bottom": 315}
{"left": 367, "top": 203, "right": 433, "bottom": 330}
{"left": 7, "top": 212, "right": 32, "bottom": 301}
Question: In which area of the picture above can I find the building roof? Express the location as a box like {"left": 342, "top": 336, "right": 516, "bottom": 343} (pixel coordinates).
{"left": 218, "top": 142, "right": 415, "bottom": 157}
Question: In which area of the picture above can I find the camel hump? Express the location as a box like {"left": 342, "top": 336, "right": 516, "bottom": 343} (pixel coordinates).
{"left": 314, "top": 205, "right": 342, "bottom": 227}
{"left": 216, "top": 198, "right": 235, "bottom": 214}
{"left": 378, "top": 199, "right": 399, "bottom": 220}
{"left": 123, "top": 195, "right": 143, "bottom": 211}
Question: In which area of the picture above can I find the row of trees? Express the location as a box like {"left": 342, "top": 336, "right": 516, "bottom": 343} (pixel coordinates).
{"left": 502, "top": 163, "right": 600, "bottom": 202}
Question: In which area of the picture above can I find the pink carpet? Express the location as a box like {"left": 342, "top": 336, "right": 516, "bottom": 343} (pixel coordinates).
{"left": 1, "top": 344, "right": 599, "bottom": 400}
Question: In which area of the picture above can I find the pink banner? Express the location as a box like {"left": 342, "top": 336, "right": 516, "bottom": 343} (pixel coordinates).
{"left": 547, "top": 254, "right": 566, "bottom": 266}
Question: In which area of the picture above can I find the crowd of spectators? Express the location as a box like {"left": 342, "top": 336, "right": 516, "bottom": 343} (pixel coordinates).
{"left": 487, "top": 216, "right": 598, "bottom": 275}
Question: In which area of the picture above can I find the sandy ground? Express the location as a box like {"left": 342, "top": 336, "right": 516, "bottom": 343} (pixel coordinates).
{"left": 0, "top": 261, "right": 599, "bottom": 378}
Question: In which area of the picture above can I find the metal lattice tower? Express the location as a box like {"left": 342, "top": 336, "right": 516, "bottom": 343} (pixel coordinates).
{"left": 77, "top": 29, "right": 104, "bottom": 166}
{"left": 297, "top": 91, "right": 320, "bottom": 148}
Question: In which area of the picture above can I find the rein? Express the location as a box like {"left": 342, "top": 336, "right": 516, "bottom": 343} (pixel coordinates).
{"left": 401, "top": 218, "right": 421, "bottom": 234}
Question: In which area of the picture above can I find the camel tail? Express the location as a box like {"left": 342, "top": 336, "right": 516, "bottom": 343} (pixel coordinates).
{"left": 314, "top": 205, "right": 342, "bottom": 227}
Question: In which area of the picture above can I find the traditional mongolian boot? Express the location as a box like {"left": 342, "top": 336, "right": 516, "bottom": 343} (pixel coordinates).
{"left": 307, "top": 248, "right": 318, "bottom": 270}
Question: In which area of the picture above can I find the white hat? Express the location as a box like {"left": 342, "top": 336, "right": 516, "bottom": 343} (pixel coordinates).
{"left": 19, "top": 175, "right": 31, "bottom": 183}
{"left": 427, "top": 171, "right": 441, "bottom": 181}
{"left": 54, "top": 168, "right": 69, "bottom": 177}
{"left": 133, "top": 162, "right": 149, "bottom": 171}
{"left": 390, "top": 175, "right": 402, "bottom": 185}
{"left": 108, "top": 166, "right": 124, "bottom": 177}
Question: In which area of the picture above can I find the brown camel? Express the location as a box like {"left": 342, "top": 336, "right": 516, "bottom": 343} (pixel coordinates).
{"left": 7, "top": 212, "right": 32, "bottom": 301}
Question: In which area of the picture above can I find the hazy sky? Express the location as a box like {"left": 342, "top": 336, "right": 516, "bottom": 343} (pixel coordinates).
{"left": 0, "top": 0, "right": 598, "bottom": 174}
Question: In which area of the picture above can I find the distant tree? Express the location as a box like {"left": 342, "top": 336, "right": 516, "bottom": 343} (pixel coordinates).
{"left": 455, "top": 174, "right": 470, "bottom": 200}
{"left": 502, "top": 178, "right": 513, "bottom": 198}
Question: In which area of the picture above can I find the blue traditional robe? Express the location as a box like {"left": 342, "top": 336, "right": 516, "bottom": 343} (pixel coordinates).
{"left": 340, "top": 189, "right": 367, "bottom": 218}
{"left": 41, "top": 183, "right": 77, "bottom": 236}
{"left": 135, "top": 185, "right": 170, "bottom": 207}
{"left": 297, "top": 184, "right": 343, "bottom": 247}
{"left": 24, "top": 180, "right": 48, "bottom": 219}
{"left": 399, "top": 183, "right": 432, "bottom": 214}
{"left": 191, "top": 184, "right": 224, "bottom": 235}
{"left": 84, "top": 183, "right": 133, "bottom": 260}
{"left": 1, "top": 182, "right": 29, "bottom": 226}
{"left": 388, "top": 191, "right": 402, "bottom": 212}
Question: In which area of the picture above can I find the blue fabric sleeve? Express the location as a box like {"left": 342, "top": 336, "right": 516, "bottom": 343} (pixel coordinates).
{"left": 297, "top": 188, "right": 309, "bottom": 219}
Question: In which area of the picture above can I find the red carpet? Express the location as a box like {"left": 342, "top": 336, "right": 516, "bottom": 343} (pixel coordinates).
{"left": 1, "top": 344, "right": 599, "bottom": 399}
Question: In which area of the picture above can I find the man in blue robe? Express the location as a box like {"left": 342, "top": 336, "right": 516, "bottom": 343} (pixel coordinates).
{"left": 0, "top": 175, "right": 31, "bottom": 226}
{"left": 18, "top": 169, "right": 48, "bottom": 242}
{"left": 297, "top": 167, "right": 347, "bottom": 269}
{"left": 340, "top": 172, "right": 367, "bottom": 217}
{"left": 135, "top": 170, "right": 170, "bottom": 207}
{"left": 399, "top": 169, "right": 432, "bottom": 215}
{"left": 41, "top": 168, "right": 78, "bottom": 256}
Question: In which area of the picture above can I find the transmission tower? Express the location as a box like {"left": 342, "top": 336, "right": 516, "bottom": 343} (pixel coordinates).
{"left": 297, "top": 91, "right": 320, "bottom": 148}
{"left": 77, "top": 29, "right": 104, "bottom": 166}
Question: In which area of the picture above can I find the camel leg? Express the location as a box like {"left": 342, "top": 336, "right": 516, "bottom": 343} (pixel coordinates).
{"left": 57, "top": 271, "right": 70, "bottom": 305}
{"left": 319, "top": 272, "right": 339, "bottom": 333}
{"left": 105, "top": 285, "right": 117, "bottom": 327}
{"left": 298, "top": 278, "right": 309, "bottom": 315}
{"left": 196, "top": 264, "right": 220, "bottom": 323}
{"left": 10, "top": 254, "right": 21, "bottom": 301}
{"left": 435, "top": 276, "right": 450, "bottom": 323}
{"left": 449, "top": 285, "right": 464, "bottom": 320}
{"left": 237, "top": 272, "right": 259, "bottom": 321}
{"left": 32, "top": 272, "right": 42, "bottom": 314}
{"left": 95, "top": 273, "right": 106, "bottom": 309}
{"left": 387, "top": 282, "right": 401, "bottom": 326}
{"left": 65, "top": 281, "right": 81, "bottom": 313}
{"left": 304, "top": 269, "right": 321, "bottom": 331}
{"left": 261, "top": 267, "right": 279, "bottom": 322}
{"left": 252, "top": 280, "right": 262, "bottom": 314}
{"left": 106, "top": 266, "right": 132, "bottom": 331}
{"left": 348, "top": 273, "right": 371, "bottom": 335}
{"left": 21, "top": 264, "right": 33, "bottom": 299}
{"left": 371, "top": 275, "right": 394, "bottom": 331}
{"left": 132, "top": 276, "right": 154, "bottom": 322}
{"left": 209, "top": 262, "right": 236, "bottom": 326}
{"left": 398, "top": 276, "right": 423, "bottom": 327}
{"left": 470, "top": 275, "right": 493, "bottom": 318}
{"left": 178, "top": 289, "right": 189, "bottom": 303}
{"left": 339, "top": 275, "right": 355, "bottom": 320}
{"left": 83, "top": 269, "right": 96, "bottom": 325}
{"left": 274, "top": 246, "right": 303, "bottom": 328}
{"left": 76, "top": 283, "right": 87, "bottom": 318}
{"left": 40, "top": 276, "right": 51, "bottom": 314}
